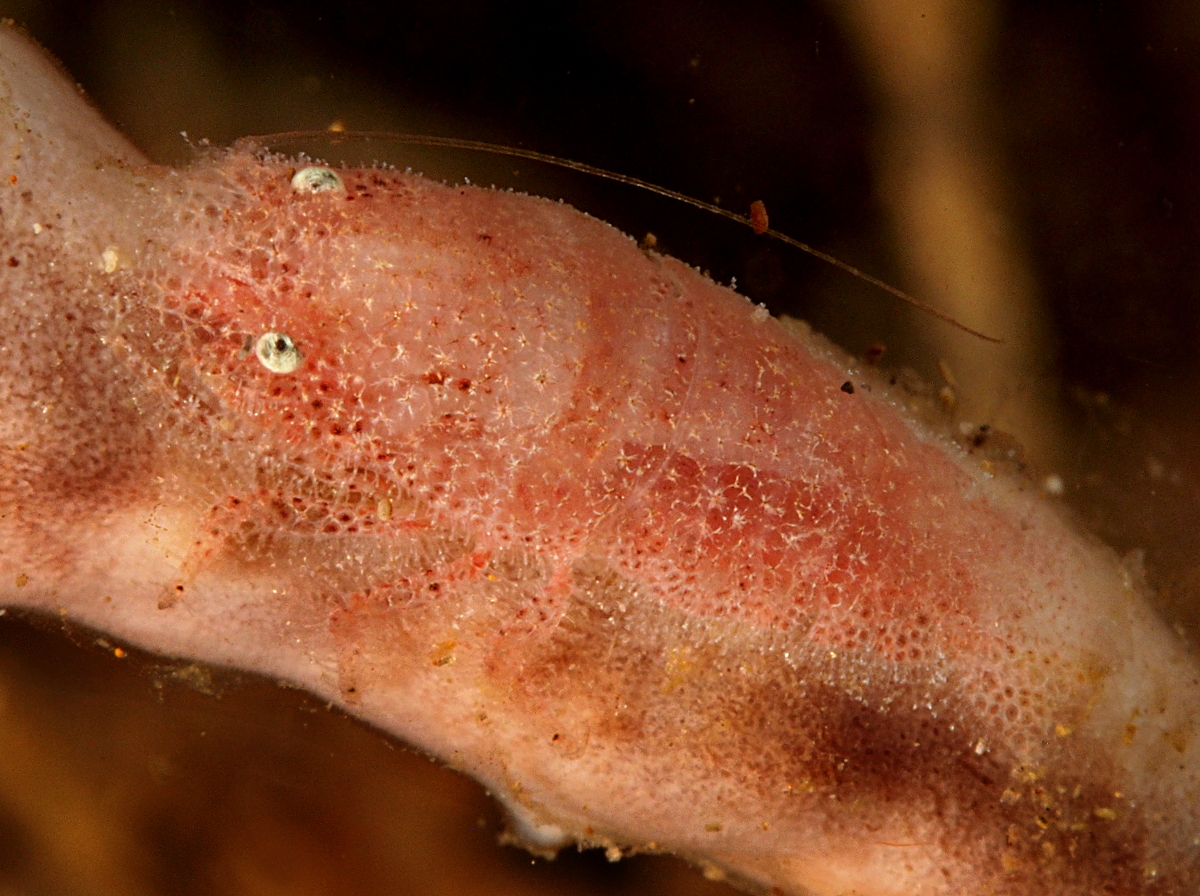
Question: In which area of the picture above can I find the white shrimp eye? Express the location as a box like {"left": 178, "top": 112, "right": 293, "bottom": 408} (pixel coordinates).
{"left": 290, "top": 166, "right": 344, "bottom": 193}
{"left": 255, "top": 332, "right": 303, "bottom": 374}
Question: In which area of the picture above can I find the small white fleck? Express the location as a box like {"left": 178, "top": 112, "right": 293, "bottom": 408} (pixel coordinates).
{"left": 1042, "top": 473, "right": 1064, "bottom": 496}
{"left": 101, "top": 246, "right": 121, "bottom": 273}
{"left": 255, "top": 332, "right": 303, "bottom": 374}
{"left": 32, "top": 222, "right": 42, "bottom": 234}
{"left": 751, "top": 304, "right": 771, "bottom": 324}
{"left": 291, "top": 166, "right": 344, "bottom": 193}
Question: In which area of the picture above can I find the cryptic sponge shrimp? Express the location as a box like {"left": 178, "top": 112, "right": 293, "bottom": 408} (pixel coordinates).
{"left": 1, "top": 22, "right": 1197, "bottom": 896}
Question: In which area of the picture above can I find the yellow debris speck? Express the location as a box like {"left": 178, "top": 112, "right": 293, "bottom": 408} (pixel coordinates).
{"left": 938, "top": 359, "right": 959, "bottom": 388}
{"left": 1163, "top": 728, "right": 1189, "bottom": 754}
{"left": 1094, "top": 807, "right": 1117, "bottom": 821}
{"left": 429, "top": 640, "right": 457, "bottom": 667}
{"left": 14, "top": 573, "right": 27, "bottom": 587}
{"left": 662, "top": 646, "right": 697, "bottom": 694}
{"left": 1014, "top": 764, "right": 1043, "bottom": 784}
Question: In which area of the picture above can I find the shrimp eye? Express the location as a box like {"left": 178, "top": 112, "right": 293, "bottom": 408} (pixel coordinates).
{"left": 290, "top": 166, "right": 344, "bottom": 193}
{"left": 255, "top": 332, "right": 302, "bottom": 374}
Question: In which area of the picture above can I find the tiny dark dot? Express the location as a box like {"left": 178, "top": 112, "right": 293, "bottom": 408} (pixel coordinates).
{"left": 840, "top": 381, "right": 855, "bottom": 394}
{"left": 6, "top": 256, "right": 18, "bottom": 267}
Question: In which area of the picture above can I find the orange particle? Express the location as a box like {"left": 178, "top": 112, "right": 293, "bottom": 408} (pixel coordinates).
{"left": 113, "top": 647, "right": 126, "bottom": 658}
{"left": 749, "top": 200, "right": 769, "bottom": 235}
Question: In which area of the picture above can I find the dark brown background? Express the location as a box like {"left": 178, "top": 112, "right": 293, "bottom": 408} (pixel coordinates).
{"left": 2, "top": 2, "right": 1199, "bottom": 894}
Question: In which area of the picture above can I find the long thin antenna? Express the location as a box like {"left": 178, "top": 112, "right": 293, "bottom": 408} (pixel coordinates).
{"left": 250, "top": 130, "right": 1001, "bottom": 343}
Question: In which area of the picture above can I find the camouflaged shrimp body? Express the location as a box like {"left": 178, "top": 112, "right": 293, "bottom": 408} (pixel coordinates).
{"left": 2, "top": 23, "right": 1200, "bottom": 896}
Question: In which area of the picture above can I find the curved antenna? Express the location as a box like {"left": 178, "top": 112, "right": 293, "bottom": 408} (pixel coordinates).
{"left": 246, "top": 130, "right": 1002, "bottom": 344}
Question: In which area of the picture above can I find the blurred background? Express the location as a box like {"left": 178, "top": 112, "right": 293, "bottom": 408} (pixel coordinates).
{"left": 2, "top": 1, "right": 1200, "bottom": 893}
